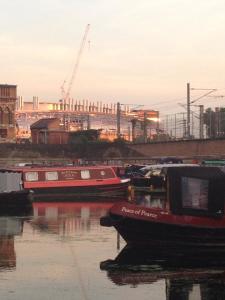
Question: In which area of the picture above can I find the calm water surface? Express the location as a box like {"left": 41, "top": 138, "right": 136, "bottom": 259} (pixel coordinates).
{"left": 0, "top": 200, "right": 224, "bottom": 300}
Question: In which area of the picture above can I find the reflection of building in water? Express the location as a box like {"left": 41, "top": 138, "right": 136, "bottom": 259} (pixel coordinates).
{"left": 32, "top": 203, "right": 112, "bottom": 235}
{"left": 0, "top": 217, "right": 24, "bottom": 270}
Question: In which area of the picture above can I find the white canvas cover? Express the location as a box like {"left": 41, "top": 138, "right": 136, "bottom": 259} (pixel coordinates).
{"left": 0, "top": 172, "right": 22, "bottom": 193}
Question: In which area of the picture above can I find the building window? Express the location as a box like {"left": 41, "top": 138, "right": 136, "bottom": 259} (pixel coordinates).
{"left": 45, "top": 171, "right": 58, "bottom": 181}
{"left": 81, "top": 170, "right": 90, "bottom": 179}
{"left": 3, "top": 107, "right": 11, "bottom": 125}
{"left": 25, "top": 172, "right": 38, "bottom": 181}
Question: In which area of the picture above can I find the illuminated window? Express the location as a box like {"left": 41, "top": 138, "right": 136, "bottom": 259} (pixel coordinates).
{"left": 81, "top": 170, "right": 90, "bottom": 179}
{"left": 45, "top": 171, "right": 58, "bottom": 181}
{"left": 25, "top": 172, "right": 38, "bottom": 181}
{"left": 182, "top": 177, "right": 208, "bottom": 210}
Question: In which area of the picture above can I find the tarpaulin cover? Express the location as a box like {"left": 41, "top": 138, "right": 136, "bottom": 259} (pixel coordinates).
{"left": 167, "top": 167, "right": 225, "bottom": 217}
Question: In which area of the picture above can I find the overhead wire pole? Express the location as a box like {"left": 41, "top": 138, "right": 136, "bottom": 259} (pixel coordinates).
{"left": 116, "top": 102, "right": 121, "bottom": 139}
{"left": 191, "top": 87, "right": 217, "bottom": 139}
{"left": 63, "top": 24, "right": 90, "bottom": 107}
{"left": 199, "top": 105, "right": 204, "bottom": 139}
{"left": 186, "top": 83, "right": 217, "bottom": 139}
{"left": 187, "top": 83, "right": 191, "bottom": 138}
{"left": 190, "top": 103, "right": 205, "bottom": 139}
{"left": 143, "top": 112, "right": 148, "bottom": 143}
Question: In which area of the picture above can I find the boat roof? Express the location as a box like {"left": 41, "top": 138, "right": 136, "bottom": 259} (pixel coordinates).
{"left": 140, "top": 163, "right": 199, "bottom": 172}
{"left": 0, "top": 169, "right": 22, "bottom": 173}
{"left": 202, "top": 160, "right": 225, "bottom": 166}
{"left": 7, "top": 165, "right": 117, "bottom": 172}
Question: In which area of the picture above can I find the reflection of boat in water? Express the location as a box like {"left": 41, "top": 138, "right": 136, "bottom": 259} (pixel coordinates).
{"left": 101, "top": 245, "right": 225, "bottom": 299}
{"left": 31, "top": 201, "right": 117, "bottom": 234}
{"left": 101, "top": 166, "right": 225, "bottom": 253}
{"left": 0, "top": 206, "right": 33, "bottom": 271}
{"left": 0, "top": 216, "right": 29, "bottom": 270}
{"left": 9, "top": 165, "right": 130, "bottom": 201}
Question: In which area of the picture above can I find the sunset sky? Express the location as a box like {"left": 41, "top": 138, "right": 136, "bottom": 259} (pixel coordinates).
{"left": 1, "top": 0, "right": 225, "bottom": 115}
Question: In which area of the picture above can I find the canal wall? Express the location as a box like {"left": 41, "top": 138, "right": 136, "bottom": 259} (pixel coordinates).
{"left": 0, "top": 142, "right": 139, "bottom": 165}
{"left": 128, "top": 138, "right": 225, "bottom": 159}
{"left": 0, "top": 138, "right": 225, "bottom": 165}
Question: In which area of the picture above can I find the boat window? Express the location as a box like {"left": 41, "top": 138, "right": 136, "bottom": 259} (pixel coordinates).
{"left": 181, "top": 177, "right": 208, "bottom": 210}
{"left": 81, "top": 170, "right": 90, "bottom": 179}
{"left": 100, "top": 171, "right": 106, "bottom": 176}
{"left": 25, "top": 171, "right": 38, "bottom": 182}
{"left": 45, "top": 171, "right": 58, "bottom": 181}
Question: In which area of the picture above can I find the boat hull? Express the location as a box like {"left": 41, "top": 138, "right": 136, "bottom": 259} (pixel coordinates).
{"left": 0, "top": 190, "right": 32, "bottom": 215}
{"left": 112, "top": 216, "right": 225, "bottom": 253}
{"left": 101, "top": 202, "right": 225, "bottom": 253}
{"left": 29, "top": 181, "right": 129, "bottom": 201}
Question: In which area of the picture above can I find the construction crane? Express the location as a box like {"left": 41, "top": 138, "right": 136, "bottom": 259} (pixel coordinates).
{"left": 62, "top": 24, "right": 90, "bottom": 106}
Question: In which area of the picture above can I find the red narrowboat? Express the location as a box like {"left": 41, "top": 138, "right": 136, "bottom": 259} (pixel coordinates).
{"left": 101, "top": 166, "right": 225, "bottom": 254}
{"left": 10, "top": 165, "right": 130, "bottom": 201}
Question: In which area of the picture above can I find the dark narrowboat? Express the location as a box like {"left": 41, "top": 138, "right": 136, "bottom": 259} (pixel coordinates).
{"left": 0, "top": 169, "right": 31, "bottom": 211}
{"left": 101, "top": 166, "right": 225, "bottom": 253}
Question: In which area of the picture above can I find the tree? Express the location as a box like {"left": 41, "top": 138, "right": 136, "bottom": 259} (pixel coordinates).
{"left": 69, "top": 129, "right": 100, "bottom": 144}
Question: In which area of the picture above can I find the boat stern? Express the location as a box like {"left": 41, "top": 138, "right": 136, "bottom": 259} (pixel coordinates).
{"left": 100, "top": 215, "right": 114, "bottom": 227}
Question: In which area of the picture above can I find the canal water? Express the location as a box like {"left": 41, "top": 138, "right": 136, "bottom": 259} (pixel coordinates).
{"left": 0, "top": 199, "right": 224, "bottom": 300}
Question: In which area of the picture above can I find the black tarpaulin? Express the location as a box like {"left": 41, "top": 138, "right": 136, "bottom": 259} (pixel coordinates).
{"left": 167, "top": 167, "right": 225, "bottom": 217}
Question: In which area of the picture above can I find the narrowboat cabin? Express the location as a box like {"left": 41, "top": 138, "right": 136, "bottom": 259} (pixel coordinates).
{"left": 101, "top": 166, "right": 225, "bottom": 254}
{"left": 10, "top": 165, "right": 130, "bottom": 201}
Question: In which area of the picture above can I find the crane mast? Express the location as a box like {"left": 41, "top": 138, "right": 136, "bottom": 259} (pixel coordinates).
{"left": 63, "top": 24, "right": 90, "bottom": 106}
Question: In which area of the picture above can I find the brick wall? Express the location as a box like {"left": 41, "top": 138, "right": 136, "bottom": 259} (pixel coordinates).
{"left": 128, "top": 139, "right": 225, "bottom": 158}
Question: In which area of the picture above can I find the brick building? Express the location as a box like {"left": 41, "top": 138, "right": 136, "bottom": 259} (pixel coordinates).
{"left": 30, "top": 118, "right": 69, "bottom": 144}
{"left": 0, "top": 84, "right": 17, "bottom": 140}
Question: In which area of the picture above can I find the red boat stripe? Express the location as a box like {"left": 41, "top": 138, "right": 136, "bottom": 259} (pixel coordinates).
{"left": 24, "top": 178, "right": 122, "bottom": 189}
{"left": 110, "top": 202, "right": 225, "bottom": 228}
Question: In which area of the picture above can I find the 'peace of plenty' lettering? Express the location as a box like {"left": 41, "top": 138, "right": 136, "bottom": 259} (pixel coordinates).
{"left": 121, "top": 206, "right": 157, "bottom": 218}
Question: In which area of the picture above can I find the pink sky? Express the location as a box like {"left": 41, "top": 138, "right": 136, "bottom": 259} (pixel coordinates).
{"left": 1, "top": 0, "right": 225, "bottom": 116}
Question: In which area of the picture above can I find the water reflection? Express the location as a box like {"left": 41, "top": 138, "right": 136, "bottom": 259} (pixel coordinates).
{"left": 100, "top": 245, "right": 225, "bottom": 300}
{"left": 0, "top": 202, "right": 33, "bottom": 271}
{"left": 0, "top": 217, "right": 27, "bottom": 270}
{"left": 31, "top": 201, "right": 115, "bottom": 235}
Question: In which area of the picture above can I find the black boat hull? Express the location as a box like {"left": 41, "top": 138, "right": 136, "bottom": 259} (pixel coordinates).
{"left": 104, "top": 213, "right": 225, "bottom": 253}
{"left": 0, "top": 190, "right": 32, "bottom": 215}
{"left": 29, "top": 182, "right": 129, "bottom": 201}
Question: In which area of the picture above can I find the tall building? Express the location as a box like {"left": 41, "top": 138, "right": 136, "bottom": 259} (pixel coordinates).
{"left": 0, "top": 84, "right": 17, "bottom": 140}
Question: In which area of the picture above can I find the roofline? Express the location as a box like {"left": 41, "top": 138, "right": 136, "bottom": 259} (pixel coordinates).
{"left": 0, "top": 84, "right": 17, "bottom": 88}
